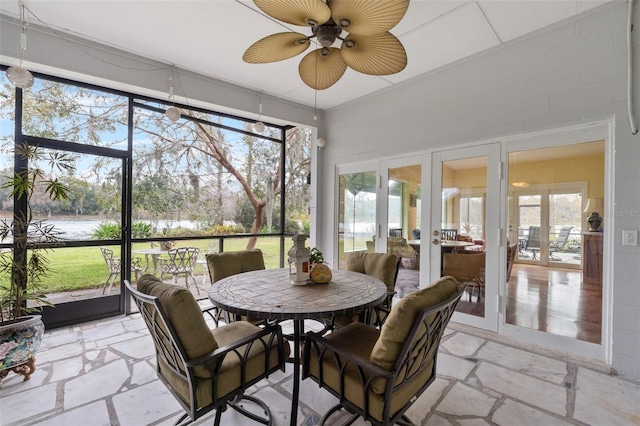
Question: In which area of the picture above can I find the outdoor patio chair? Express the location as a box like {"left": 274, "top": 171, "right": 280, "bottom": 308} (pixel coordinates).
{"left": 550, "top": 226, "right": 574, "bottom": 261}
{"left": 158, "top": 247, "right": 200, "bottom": 295}
{"left": 303, "top": 276, "right": 463, "bottom": 426}
{"left": 328, "top": 252, "right": 400, "bottom": 330}
{"left": 206, "top": 250, "right": 267, "bottom": 325}
{"left": 124, "top": 276, "right": 288, "bottom": 426}
{"left": 524, "top": 225, "right": 541, "bottom": 259}
{"left": 100, "top": 247, "right": 143, "bottom": 295}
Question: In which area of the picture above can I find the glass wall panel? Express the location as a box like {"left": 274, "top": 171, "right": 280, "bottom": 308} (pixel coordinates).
{"left": 21, "top": 81, "right": 129, "bottom": 150}
{"left": 132, "top": 107, "right": 293, "bottom": 243}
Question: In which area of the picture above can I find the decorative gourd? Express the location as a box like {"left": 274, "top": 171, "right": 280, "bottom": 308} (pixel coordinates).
{"left": 310, "top": 263, "right": 332, "bottom": 284}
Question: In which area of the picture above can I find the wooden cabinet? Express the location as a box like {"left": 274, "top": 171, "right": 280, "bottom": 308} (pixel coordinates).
{"left": 583, "top": 232, "right": 603, "bottom": 286}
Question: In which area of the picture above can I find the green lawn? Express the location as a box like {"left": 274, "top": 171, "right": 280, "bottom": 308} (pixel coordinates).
{"left": 21, "top": 237, "right": 286, "bottom": 293}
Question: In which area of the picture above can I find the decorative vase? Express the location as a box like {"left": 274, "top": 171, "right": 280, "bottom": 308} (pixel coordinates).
{"left": 310, "top": 263, "right": 332, "bottom": 284}
{"left": 587, "top": 212, "right": 602, "bottom": 232}
{"left": 160, "top": 241, "right": 175, "bottom": 251}
{"left": 0, "top": 315, "right": 44, "bottom": 382}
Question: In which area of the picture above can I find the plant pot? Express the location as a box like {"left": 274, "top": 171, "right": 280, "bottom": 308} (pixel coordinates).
{"left": 0, "top": 315, "right": 44, "bottom": 382}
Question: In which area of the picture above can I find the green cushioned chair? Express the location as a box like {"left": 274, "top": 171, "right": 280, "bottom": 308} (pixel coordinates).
{"left": 329, "top": 252, "right": 400, "bottom": 329}
{"left": 125, "top": 275, "right": 288, "bottom": 426}
{"left": 206, "top": 249, "right": 265, "bottom": 283}
{"left": 206, "top": 250, "right": 267, "bottom": 325}
{"left": 303, "top": 276, "right": 463, "bottom": 426}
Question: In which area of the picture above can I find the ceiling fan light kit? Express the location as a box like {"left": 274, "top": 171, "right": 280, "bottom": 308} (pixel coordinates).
{"left": 244, "top": 0, "right": 410, "bottom": 90}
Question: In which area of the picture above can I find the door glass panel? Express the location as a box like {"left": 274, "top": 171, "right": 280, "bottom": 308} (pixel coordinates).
{"left": 440, "top": 157, "right": 487, "bottom": 318}
{"left": 549, "top": 193, "right": 582, "bottom": 265}
{"left": 337, "top": 171, "right": 376, "bottom": 269}
{"left": 507, "top": 142, "right": 604, "bottom": 344}
{"left": 28, "top": 149, "right": 125, "bottom": 302}
{"left": 387, "top": 165, "right": 421, "bottom": 270}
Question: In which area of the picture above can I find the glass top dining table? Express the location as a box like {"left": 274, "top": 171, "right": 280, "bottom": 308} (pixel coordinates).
{"left": 208, "top": 268, "right": 387, "bottom": 426}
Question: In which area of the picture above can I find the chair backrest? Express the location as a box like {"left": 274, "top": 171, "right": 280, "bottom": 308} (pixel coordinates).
{"left": 411, "top": 229, "right": 421, "bottom": 240}
{"left": 346, "top": 252, "right": 400, "bottom": 295}
{"left": 100, "top": 247, "right": 120, "bottom": 273}
{"left": 206, "top": 249, "right": 265, "bottom": 283}
{"left": 161, "top": 247, "right": 199, "bottom": 273}
{"left": 127, "top": 275, "right": 218, "bottom": 377}
{"left": 369, "top": 276, "right": 463, "bottom": 393}
{"left": 553, "top": 226, "right": 573, "bottom": 248}
{"left": 442, "top": 251, "right": 485, "bottom": 282}
{"left": 441, "top": 229, "right": 457, "bottom": 241}
{"left": 526, "top": 226, "right": 541, "bottom": 250}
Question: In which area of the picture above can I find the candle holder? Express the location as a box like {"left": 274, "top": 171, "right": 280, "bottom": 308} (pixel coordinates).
{"left": 288, "top": 234, "right": 310, "bottom": 285}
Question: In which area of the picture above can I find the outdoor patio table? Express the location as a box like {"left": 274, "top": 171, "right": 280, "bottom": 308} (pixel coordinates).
{"left": 208, "top": 268, "right": 387, "bottom": 426}
{"left": 132, "top": 248, "right": 166, "bottom": 275}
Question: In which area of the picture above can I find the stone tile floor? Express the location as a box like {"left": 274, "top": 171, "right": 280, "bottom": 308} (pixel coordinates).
{"left": 2, "top": 307, "right": 639, "bottom": 426}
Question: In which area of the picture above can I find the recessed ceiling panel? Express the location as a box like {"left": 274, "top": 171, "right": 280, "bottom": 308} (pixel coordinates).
{"left": 479, "top": 1, "right": 609, "bottom": 42}
{"left": 387, "top": 2, "right": 500, "bottom": 83}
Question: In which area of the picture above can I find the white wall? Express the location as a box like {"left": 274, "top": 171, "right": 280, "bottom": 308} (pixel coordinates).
{"left": 319, "top": 2, "right": 640, "bottom": 381}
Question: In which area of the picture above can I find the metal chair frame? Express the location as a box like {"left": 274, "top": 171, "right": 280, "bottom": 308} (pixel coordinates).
{"left": 303, "top": 287, "right": 464, "bottom": 426}
{"left": 100, "top": 246, "right": 143, "bottom": 295}
{"left": 124, "top": 280, "right": 287, "bottom": 426}
{"left": 158, "top": 247, "right": 200, "bottom": 294}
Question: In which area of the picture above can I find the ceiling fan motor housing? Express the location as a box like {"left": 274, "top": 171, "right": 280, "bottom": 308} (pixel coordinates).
{"left": 314, "top": 23, "right": 342, "bottom": 47}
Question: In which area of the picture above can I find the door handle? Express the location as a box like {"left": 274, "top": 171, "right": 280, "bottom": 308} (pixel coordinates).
{"left": 432, "top": 239, "right": 440, "bottom": 245}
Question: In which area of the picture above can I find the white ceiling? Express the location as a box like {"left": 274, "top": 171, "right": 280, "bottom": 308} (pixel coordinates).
{"left": 1, "top": 0, "right": 611, "bottom": 110}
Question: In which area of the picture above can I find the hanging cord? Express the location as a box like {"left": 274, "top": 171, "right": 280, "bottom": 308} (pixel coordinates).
{"left": 628, "top": 0, "right": 638, "bottom": 134}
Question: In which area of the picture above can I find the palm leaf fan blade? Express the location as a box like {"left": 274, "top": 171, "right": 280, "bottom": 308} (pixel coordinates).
{"left": 328, "top": 0, "right": 410, "bottom": 35}
{"left": 243, "top": 32, "right": 310, "bottom": 63}
{"left": 341, "top": 32, "right": 407, "bottom": 75}
{"left": 299, "top": 48, "right": 347, "bottom": 90}
{"left": 254, "top": 0, "right": 331, "bottom": 26}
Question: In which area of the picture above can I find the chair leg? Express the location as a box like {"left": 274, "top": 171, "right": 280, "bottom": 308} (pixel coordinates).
{"left": 320, "top": 404, "right": 358, "bottom": 426}
{"left": 189, "top": 273, "right": 200, "bottom": 295}
{"left": 229, "top": 395, "right": 272, "bottom": 425}
{"left": 103, "top": 273, "right": 118, "bottom": 295}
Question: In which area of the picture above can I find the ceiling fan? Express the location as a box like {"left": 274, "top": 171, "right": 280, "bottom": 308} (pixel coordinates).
{"left": 243, "top": 0, "right": 410, "bottom": 90}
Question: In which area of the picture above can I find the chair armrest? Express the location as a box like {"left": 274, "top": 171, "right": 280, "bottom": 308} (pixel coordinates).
{"left": 186, "top": 323, "right": 284, "bottom": 369}
{"left": 303, "top": 330, "right": 392, "bottom": 379}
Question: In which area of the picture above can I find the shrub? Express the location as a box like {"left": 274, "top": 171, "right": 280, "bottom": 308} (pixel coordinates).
{"left": 207, "top": 224, "right": 244, "bottom": 235}
{"left": 132, "top": 222, "right": 152, "bottom": 238}
{"left": 91, "top": 222, "right": 121, "bottom": 239}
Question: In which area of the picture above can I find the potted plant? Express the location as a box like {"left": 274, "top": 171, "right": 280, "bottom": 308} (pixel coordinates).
{"left": 0, "top": 142, "right": 73, "bottom": 382}
{"left": 309, "top": 247, "right": 326, "bottom": 266}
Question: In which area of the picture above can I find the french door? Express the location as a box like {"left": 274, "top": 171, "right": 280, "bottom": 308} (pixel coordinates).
{"left": 430, "top": 144, "right": 501, "bottom": 331}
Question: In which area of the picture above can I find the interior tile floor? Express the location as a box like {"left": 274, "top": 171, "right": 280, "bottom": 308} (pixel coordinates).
{"left": 2, "top": 309, "right": 638, "bottom": 426}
